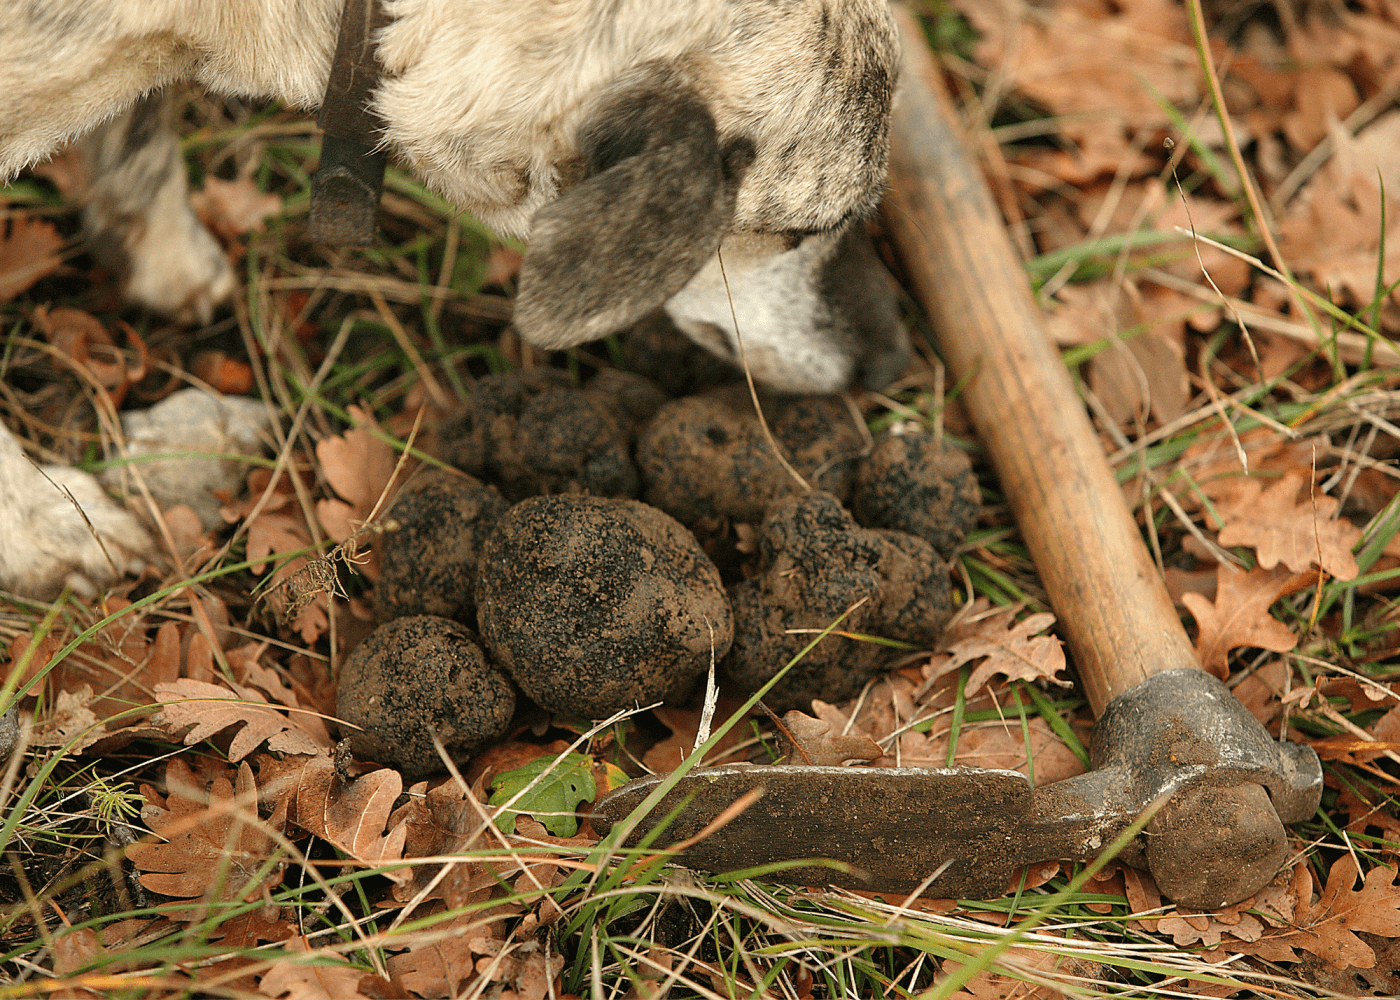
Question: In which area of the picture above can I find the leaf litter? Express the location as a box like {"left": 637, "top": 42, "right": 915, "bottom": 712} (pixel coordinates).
{"left": 4, "top": 0, "right": 1400, "bottom": 996}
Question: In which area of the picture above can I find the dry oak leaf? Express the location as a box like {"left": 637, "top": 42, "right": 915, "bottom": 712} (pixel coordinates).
{"left": 258, "top": 939, "right": 372, "bottom": 1000}
{"left": 1181, "top": 564, "right": 1309, "bottom": 679}
{"left": 34, "top": 306, "right": 148, "bottom": 405}
{"left": 315, "top": 403, "right": 404, "bottom": 551}
{"left": 191, "top": 175, "right": 283, "bottom": 241}
{"left": 921, "top": 600, "right": 1067, "bottom": 697}
{"left": 202, "top": 908, "right": 297, "bottom": 949}
{"left": 474, "top": 944, "right": 564, "bottom": 1000}
{"left": 0, "top": 213, "right": 64, "bottom": 302}
{"left": 1158, "top": 899, "right": 1267, "bottom": 948}
{"left": 229, "top": 645, "right": 334, "bottom": 747}
{"left": 385, "top": 910, "right": 515, "bottom": 999}
{"left": 152, "top": 678, "right": 329, "bottom": 761}
{"left": 641, "top": 699, "right": 750, "bottom": 774}
{"left": 1246, "top": 856, "right": 1400, "bottom": 969}
{"left": 777, "top": 710, "right": 884, "bottom": 765}
{"left": 1335, "top": 782, "right": 1400, "bottom": 846}
{"left": 387, "top": 779, "right": 497, "bottom": 907}
{"left": 128, "top": 758, "right": 287, "bottom": 903}
{"left": 940, "top": 945, "right": 1101, "bottom": 1000}
{"left": 1215, "top": 472, "right": 1361, "bottom": 581}
{"left": 256, "top": 753, "right": 409, "bottom": 880}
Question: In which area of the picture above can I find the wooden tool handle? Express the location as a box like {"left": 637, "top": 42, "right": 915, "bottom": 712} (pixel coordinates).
{"left": 883, "top": 7, "right": 1200, "bottom": 717}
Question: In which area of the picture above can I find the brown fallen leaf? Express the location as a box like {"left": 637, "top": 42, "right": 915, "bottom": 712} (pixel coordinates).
{"left": 151, "top": 678, "right": 329, "bottom": 761}
{"left": 387, "top": 779, "right": 497, "bottom": 907}
{"left": 1239, "top": 856, "right": 1400, "bottom": 969}
{"left": 190, "top": 175, "right": 282, "bottom": 241}
{"left": 384, "top": 911, "right": 502, "bottom": 998}
{"left": 954, "top": 0, "right": 1196, "bottom": 187}
{"left": 29, "top": 685, "right": 124, "bottom": 753}
{"left": 256, "top": 754, "right": 409, "bottom": 880}
{"left": 258, "top": 938, "right": 372, "bottom": 1000}
{"left": 1158, "top": 896, "right": 1267, "bottom": 948}
{"left": 0, "top": 213, "right": 64, "bottom": 302}
{"left": 1181, "top": 564, "right": 1309, "bottom": 679}
{"left": 777, "top": 710, "right": 884, "bottom": 765}
{"left": 921, "top": 600, "right": 1068, "bottom": 697}
{"left": 473, "top": 944, "right": 563, "bottom": 1000}
{"left": 812, "top": 674, "right": 919, "bottom": 750}
{"left": 228, "top": 644, "right": 334, "bottom": 747}
{"left": 642, "top": 700, "right": 750, "bottom": 773}
{"left": 315, "top": 403, "right": 406, "bottom": 578}
{"left": 127, "top": 758, "right": 287, "bottom": 905}
{"left": 225, "top": 468, "right": 330, "bottom": 643}
{"left": 202, "top": 908, "right": 297, "bottom": 949}
{"left": 940, "top": 944, "right": 1100, "bottom": 999}
{"left": 1335, "top": 782, "right": 1400, "bottom": 847}
{"left": 1180, "top": 426, "right": 1326, "bottom": 513}
{"left": 34, "top": 306, "right": 148, "bottom": 408}
{"left": 1215, "top": 472, "right": 1362, "bottom": 581}
{"left": 1048, "top": 280, "right": 1193, "bottom": 427}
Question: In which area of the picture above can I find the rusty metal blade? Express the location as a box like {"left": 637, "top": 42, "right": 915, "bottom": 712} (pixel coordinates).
{"left": 592, "top": 764, "right": 1038, "bottom": 898}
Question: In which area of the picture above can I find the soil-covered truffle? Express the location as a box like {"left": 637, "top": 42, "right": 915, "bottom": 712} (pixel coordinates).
{"left": 723, "top": 492, "right": 952, "bottom": 712}
{"left": 337, "top": 616, "right": 516, "bottom": 778}
{"left": 375, "top": 468, "right": 508, "bottom": 623}
{"left": 851, "top": 431, "right": 981, "bottom": 557}
{"left": 583, "top": 369, "right": 668, "bottom": 442}
{"left": 873, "top": 530, "right": 953, "bottom": 648}
{"left": 619, "top": 310, "right": 742, "bottom": 397}
{"left": 637, "top": 389, "right": 865, "bottom": 525}
{"left": 477, "top": 495, "right": 733, "bottom": 718}
{"left": 438, "top": 369, "right": 638, "bottom": 502}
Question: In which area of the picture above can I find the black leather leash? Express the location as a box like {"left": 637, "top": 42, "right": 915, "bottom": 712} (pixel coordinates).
{"left": 310, "top": 0, "right": 393, "bottom": 245}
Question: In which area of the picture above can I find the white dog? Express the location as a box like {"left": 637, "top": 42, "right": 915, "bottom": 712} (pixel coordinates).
{"left": 1, "top": 0, "right": 908, "bottom": 393}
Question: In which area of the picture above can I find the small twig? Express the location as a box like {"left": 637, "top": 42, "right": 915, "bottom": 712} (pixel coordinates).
{"left": 691, "top": 617, "right": 720, "bottom": 755}
{"left": 368, "top": 287, "right": 451, "bottom": 409}
{"left": 1184, "top": 0, "right": 1318, "bottom": 339}
{"left": 717, "top": 249, "right": 812, "bottom": 493}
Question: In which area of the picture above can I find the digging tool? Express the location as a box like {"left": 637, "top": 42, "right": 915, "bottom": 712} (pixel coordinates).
{"left": 593, "top": 7, "right": 1323, "bottom": 909}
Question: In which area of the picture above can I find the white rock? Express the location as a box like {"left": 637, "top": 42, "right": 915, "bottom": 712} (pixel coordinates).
{"left": 100, "top": 388, "right": 273, "bottom": 529}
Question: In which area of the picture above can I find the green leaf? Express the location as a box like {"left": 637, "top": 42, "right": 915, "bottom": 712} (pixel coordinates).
{"left": 602, "top": 762, "right": 630, "bottom": 795}
{"left": 488, "top": 753, "right": 596, "bottom": 837}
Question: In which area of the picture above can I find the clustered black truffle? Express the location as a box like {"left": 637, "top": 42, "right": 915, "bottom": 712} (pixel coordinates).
{"left": 338, "top": 325, "right": 979, "bottom": 776}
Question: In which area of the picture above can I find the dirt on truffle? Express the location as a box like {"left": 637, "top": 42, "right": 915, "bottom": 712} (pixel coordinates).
{"left": 618, "top": 310, "right": 744, "bottom": 397}
{"left": 723, "top": 492, "right": 952, "bottom": 713}
{"left": 375, "top": 468, "right": 508, "bottom": 623}
{"left": 438, "top": 368, "right": 639, "bottom": 502}
{"left": 476, "top": 494, "right": 733, "bottom": 718}
{"left": 336, "top": 616, "right": 516, "bottom": 778}
{"left": 637, "top": 387, "right": 866, "bottom": 525}
{"left": 851, "top": 431, "right": 981, "bottom": 557}
{"left": 582, "top": 369, "right": 668, "bottom": 442}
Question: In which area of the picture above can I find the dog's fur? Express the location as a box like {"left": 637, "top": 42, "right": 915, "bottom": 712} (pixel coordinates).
{"left": 0, "top": 420, "right": 153, "bottom": 600}
{"left": 2, "top": 0, "right": 907, "bottom": 392}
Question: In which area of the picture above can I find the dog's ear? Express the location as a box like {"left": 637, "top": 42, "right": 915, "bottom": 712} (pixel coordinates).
{"left": 514, "top": 73, "right": 754, "bottom": 349}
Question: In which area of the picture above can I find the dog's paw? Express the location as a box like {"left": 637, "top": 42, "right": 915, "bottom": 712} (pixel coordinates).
{"left": 121, "top": 199, "right": 236, "bottom": 324}
{"left": 0, "top": 426, "right": 153, "bottom": 600}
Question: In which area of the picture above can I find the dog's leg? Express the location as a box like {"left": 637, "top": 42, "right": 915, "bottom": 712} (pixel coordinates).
{"left": 79, "top": 92, "right": 235, "bottom": 323}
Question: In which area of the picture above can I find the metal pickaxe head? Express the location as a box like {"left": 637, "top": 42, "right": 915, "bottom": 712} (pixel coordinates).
{"left": 593, "top": 670, "right": 1322, "bottom": 909}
